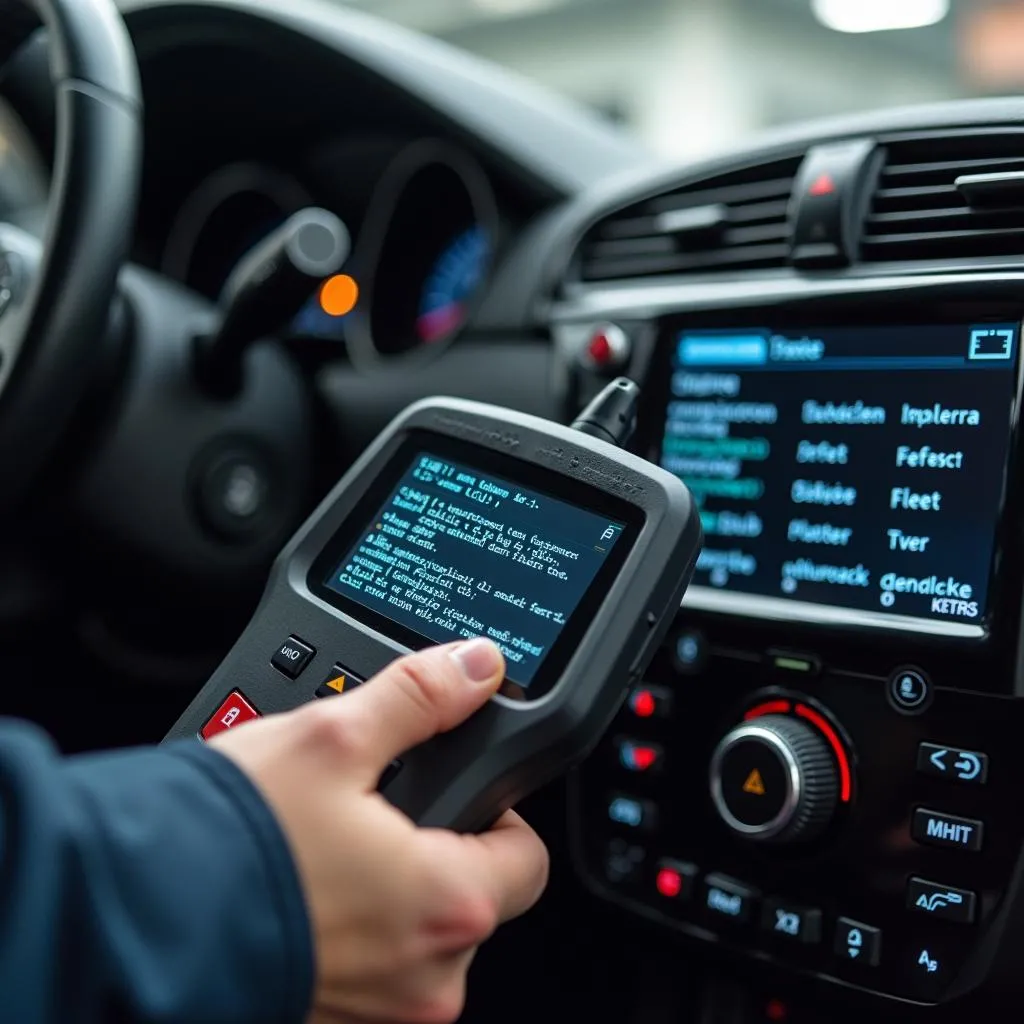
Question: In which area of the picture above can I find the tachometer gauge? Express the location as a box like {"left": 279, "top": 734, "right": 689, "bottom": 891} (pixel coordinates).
{"left": 344, "top": 141, "right": 498, "bottom": 369}
{"left": 416, "top": 225, "right": 491, "bottom": 343}
{"left": 162, "top": 163, "right": 311, "bottom": 299}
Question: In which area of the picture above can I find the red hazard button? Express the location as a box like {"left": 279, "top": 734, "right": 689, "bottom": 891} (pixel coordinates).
{"left": 201, "top": 690, "right": 260, "bottom": 740}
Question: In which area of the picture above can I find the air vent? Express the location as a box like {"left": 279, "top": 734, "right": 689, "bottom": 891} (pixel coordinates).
{"left": 862, "top": 129, "right": 1024, "bottom": 264}
{"left": 576, "top": 156, "right": 803, "bottom": 282}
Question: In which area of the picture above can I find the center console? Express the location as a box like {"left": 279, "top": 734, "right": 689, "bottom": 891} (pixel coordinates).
{"left": 554, "top": 284, "right": 1024, "bottom": 1007}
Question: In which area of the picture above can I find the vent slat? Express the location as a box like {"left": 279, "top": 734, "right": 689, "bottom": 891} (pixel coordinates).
{"left": 576, "top": 156, "right": 801, "bottom": 282}
{"left": 581, "top": 243, "right": 791, "bottom": 282}
{"left": 865, "top": 207, "right": 1024, "bottom": 228}
{"left": 861, "top": 131, "right": 1024, "bottom": 264}
{"left": 882, "top": 155, "right": 1024, "bottom": 180}
{"left": 646, "top": 177, "right": 794, "bottom": 213}
{"left": 586, "top": 236, "right": 677, "bottom": 258}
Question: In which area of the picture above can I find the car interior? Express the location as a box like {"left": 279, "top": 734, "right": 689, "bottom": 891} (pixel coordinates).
{"left": 1, "top": 0, "right": 1022, "bottom": 1020}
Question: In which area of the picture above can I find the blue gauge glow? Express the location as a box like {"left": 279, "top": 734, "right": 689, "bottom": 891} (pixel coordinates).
{"left": 416, "top": 225, "right": 490, "bottom": 343}
{"left": 292, "top": 291, "right": 350, "bottom": 339}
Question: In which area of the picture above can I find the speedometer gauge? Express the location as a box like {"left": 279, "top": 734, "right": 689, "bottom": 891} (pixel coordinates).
{"left": 344, "top": 141, "right": 498, "bottom": 369}
{"left": 416, "top": 226, "right": 490, "bottom": 343}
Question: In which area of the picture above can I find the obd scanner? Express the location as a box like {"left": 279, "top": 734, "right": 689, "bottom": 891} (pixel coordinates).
{"left": 166, "top": 380, "right": 702, "bottom": 832}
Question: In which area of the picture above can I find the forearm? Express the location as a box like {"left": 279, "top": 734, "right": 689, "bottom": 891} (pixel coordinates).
{"left": 0, "top": 722, "right": 313, "bottom": 1024}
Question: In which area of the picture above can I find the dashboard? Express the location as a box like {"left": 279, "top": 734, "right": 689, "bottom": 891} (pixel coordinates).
{"left": 8, "top": 1, "right": 1024, "bottom": 1020}
{"left": 141, "top": 137, "right": 504, "bottom": 367}
{"left": 151, "top": 140, "right": 499, "bottom": 365}
{"left": 548, "top": 111, "right": 1024, "bottom": 1014}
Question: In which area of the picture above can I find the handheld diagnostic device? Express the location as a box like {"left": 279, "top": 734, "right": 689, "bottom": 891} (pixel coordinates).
{"left": 165, "top": 383, "right": 702, "bottom": 832}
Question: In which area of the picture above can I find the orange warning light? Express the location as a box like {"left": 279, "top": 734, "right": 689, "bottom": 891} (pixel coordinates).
{"left": 742, "top": 769, "right": 766, "bottom": 796}
{"left": 319, "top": 274, "right": 359, "bottom": 317}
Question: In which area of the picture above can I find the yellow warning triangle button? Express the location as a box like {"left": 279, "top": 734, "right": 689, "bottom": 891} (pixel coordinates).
{"left": 326, "top": 675, "right": 347, "bottom": 694}
{"left": 742, "top": 768, "right": 766, "bottom": 796}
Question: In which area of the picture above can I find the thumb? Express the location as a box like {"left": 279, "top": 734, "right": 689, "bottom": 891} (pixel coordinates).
{"left": 339, "top": 638, "right": 505, "bottom": 780}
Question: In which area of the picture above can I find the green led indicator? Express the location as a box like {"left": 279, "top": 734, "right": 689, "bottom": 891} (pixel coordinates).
{"left": 774, "top": 656, "right": 812, "bottom": 672}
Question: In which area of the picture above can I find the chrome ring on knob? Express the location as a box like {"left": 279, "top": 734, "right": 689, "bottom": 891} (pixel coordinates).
{"left": 709, "top": 723, "right": 802, "bottom": 840}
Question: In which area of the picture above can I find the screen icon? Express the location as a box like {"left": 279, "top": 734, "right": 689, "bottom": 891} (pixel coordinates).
{"left": 968, "top": 326, "right": 1014, "bottom": 361}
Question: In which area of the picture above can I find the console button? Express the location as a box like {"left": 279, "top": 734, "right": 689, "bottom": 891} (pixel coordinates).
{"left": 201, "top": 691, "right": 260, "bottom": 740}
{"left": 789, "top": 139, "right": 875, "bottom": 267}
{"left": 655, "top": 858, "right": 698, "bottom": 901}
{"left": 835, "top": 918, "right": 881, "bottom": 966}
{"left": 604, "top": 839, "right": 646, "bottom": 885}
{"left": 907, "top": 877, "right": 977, "bottom": 924}
{"left": 672, "top": 629, "right": 707, "bottom": 674}
{"left": 627, "top": 684, "right": 672, "bottom": 720}
{"left": 917, "top": 743, "right": 988, "bottom": 784}
{"left": 607, "top": 793, "right": 657, "bottom": 831}
{"left": 615, "top": 737, "right": 664, "bottom": 774}
{"left": 912, "top": 808, "right": 984, "bottom": 852}
{"left": 709, "top": 715, "right": 838, "bottom": 843}
{"left": 761, "top": 898, "right": 822, "bottom": 944}
{"left": 704, "top": 873, "right": 758, "bottom": 925}
{"left": 888, "top": 666, "right": 932, "bottom": 713}
{"left": 315, "top": 665, "right": 363, "bottom": 698}
{"left": 271, "top": 636, "right": 315, "bottom": 678}
{"left": 909, "top": 943, "right": 949, "bottom": 996}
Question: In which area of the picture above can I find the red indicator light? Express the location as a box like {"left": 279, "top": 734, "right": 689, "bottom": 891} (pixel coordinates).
{"left": 588, "top": 332, "right": 612, "bottom": 363}
{"left": 744, "top": 699, "right": 791, "bottom": 720}
{"left": 795, "top": 703, "right": 852, "bottom": 803}
{"left": 808, "top": 172, "right": 836, "bottom": 197}
{"left": 765, "top": 998, "right": 788, "bottom": 1022}
{"left": 631, "top": 745, "right": 658, "bottom": 770}
{"left": 656, "top": 868, "right": 682, "bottom": 898}
{"left": 631, "top": 690, "right": 656, "bottom": 718}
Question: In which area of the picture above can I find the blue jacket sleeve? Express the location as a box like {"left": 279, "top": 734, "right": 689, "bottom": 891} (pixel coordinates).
{"left": 0, "top": 721, "right": 314, "bottom": 1024}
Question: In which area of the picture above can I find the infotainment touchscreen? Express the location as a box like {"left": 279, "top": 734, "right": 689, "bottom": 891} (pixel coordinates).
{"left": 656, "top": 322, "right": 1020, "bottom": 629}
{"left": 321, "top": 450, "right": 630, "bottom": 690}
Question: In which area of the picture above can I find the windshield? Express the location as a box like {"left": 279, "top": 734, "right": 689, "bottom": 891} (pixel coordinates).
{"left": 339, "top": 0, "right": 1017, "bottom": 160}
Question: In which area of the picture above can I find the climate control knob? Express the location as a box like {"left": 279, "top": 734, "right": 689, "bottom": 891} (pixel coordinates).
{"left": 709, "top": 715, "right": 839, "bottom": 843}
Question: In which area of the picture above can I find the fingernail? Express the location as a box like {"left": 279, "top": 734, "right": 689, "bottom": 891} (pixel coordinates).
{"left": 450, "top": 638, "right": 503, "bottom": 684}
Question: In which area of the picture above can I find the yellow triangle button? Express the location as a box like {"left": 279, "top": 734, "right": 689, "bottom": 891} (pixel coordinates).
{"left": 326, "top": 674, "right": 347, "bottom": 694}
{"left": 742, "top": 768, "right": 766, "bottom": 796}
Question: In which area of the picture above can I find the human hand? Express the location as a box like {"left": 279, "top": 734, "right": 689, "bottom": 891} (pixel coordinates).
{"left": 211, "top": 638, "right": 549, "bottom": 1023}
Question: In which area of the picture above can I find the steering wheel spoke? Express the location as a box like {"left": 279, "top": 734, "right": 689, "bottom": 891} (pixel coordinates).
{"left": 0, "top": 222, "right": 40, "bottom": 398}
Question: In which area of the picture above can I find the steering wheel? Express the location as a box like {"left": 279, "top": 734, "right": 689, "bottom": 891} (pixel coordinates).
{"left": 0, "top": 0, "right": 140, "bottom": 509}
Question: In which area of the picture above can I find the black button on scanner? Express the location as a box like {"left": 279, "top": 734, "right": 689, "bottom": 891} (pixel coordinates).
{"left": 271, "top": 636, "right": 315, "bottom": 678}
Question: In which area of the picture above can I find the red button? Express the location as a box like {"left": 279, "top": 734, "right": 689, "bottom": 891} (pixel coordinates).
{"left": 201, "top": 690, "right": 260, "bottom": 740}
{"left": 656, "top": 868, "right": 683, "bottom": 898}
{"left": 630, "top": 690, "right": 656, "bottom": 717}
{"left": 654, "top": 858, "right": 697, "bottom": 901}
{"left": 627, "top": 685, "right": 672, "bottom": 719}
{"left": 588, "top": 332, "right": 613, "bottom": 364}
